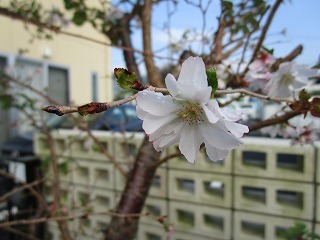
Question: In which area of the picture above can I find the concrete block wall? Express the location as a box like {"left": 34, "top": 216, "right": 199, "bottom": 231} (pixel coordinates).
{"left": 233, "top": 211, "right": 312, "bottom": 240}
{"left": 35, "top": 130, "right": 320, "bottom": 240}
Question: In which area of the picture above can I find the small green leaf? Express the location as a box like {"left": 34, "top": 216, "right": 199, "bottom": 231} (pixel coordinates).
{"left": 72, "top": 9, "right": 87, "bottom": 25}
{"left": 261, "top": 45, "right": 274, "bottom": 55}
{"left": 63, "top": 0, "right": 78, "bottom": 9}
{"left": 114, "top": 68, "right": 144, "bottom": 91}
{"left": 206, "top": 66, "right": 218, "bottom": 97}
{"left": 299, "top": 89, "right": 311, "bottom": 102}
{"left": 0, "top": 94, "right": 14, "bottom": 109}
{"left": 59, "top": 161, "right": 69, "bottom": 175}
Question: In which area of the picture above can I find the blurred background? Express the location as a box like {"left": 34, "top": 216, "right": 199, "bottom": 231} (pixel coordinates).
{"left": 0, "top": 0, "right": 320, "bottom": 239}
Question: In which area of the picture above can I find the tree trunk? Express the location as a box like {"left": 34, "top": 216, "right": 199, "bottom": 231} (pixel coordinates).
{"left": 104, "top": 136, "right": 161, "bottom": 240}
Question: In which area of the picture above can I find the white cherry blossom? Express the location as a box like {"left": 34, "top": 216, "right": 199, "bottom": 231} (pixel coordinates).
{"left": 260, "top": 124, "right": 296, "bottom": 138}
{"left": 291, "top": 125, "right": 318, "bottom": 146}
{"left": 136, "top": 57, "right": 249, "bottom": 163}
{"left": 265, "top": 62, "right": 317, "bottom": 98}
{"left": 245, "top": 52, "right": 275, "bottom": 91}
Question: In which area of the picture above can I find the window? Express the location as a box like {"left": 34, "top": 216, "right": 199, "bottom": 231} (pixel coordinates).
{"left": 91, "top": 72, "right": 98, "bottom": 102}
{"left": 48, "top": 66, "right": 69, "bottom": 105}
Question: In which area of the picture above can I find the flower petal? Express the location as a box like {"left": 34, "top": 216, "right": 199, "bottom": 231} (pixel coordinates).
{"left": 175, "top": 81, "right": 212, "bottom": 103}
{"left": 202, "top": 105, "right": 219, "bottom": 124}
{"left": 136, "top": 90, "right": 180, "bottom": 116}
{"left": 177, "top": 57, "right": 208, "bottom": 90}
{"left": 136, "top": 105, "right": 147, "bottom": 119}
{"left": 193, "top": 86, "right": 212, "bottom": 104}
{"left": 165, "top": 74, "right": 179, "bottom": 97}
{"left": 201, "top": 122, "right": 243, "bottom": 150}
{"left": 152, "top": 122, "right": 184, "bottom": 151}
{"left": 142, "top": 113, "right": 177, "bottom": 135}
{"left": 179, "top": 125, "right": 203, "bottom": 163}
{"left": 224, "top": 121, "right": 249, "bottom": 138}
{"left": 205, "top": 144, "right": 229, "bottom": 162}
{"left": 147, "top": 116, "right": 180, "bottom": 141}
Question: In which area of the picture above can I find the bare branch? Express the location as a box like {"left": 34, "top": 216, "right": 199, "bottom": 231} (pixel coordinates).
{"left": 2, "top": 227, "right": 40, "bottom": 240}
{"left": 142, "top": 0, "right": 164, "bottom": 87}
{"left": 281, "top": 44, "right": 303, "bottom": 63}
{"left": 154, "top": 151, "right": 182, "bottom": 167}
{"left": 215, "top": 88, "right": 293, "bottom": 103}
{"left": 43, "top": 129, "right": 72, "bottom": 239}
{"left": 249, "top": 110, "right": 301, "bottom": 132}
{"left": 249, "top": 0, "right": 283, "bottom": 65}
{"left": 0, "top": 210, "right": 161, "bottom": 228}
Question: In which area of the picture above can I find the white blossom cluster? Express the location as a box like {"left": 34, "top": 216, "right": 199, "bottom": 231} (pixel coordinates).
{"left": 136, "top": 57, "right": 248, "bottom": 163}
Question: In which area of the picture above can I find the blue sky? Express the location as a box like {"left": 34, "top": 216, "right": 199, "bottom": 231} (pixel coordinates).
{"left": 112, "top": 0, "right": 320, "bottom": 71}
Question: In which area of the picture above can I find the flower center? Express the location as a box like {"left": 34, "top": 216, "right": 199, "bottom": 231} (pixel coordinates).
{"left": 177, "top": 102, "right": 204, "bottom": 125}
{"left": 281, "top": 73, "right": 295, "bottom": 85}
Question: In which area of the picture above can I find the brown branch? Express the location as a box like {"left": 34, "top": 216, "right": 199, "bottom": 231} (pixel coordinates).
{"left": 0, "top": 209, "right": 158, "bottom": 228}
{"left": 221, "top": 41, "right": 243, "bottom": 60}
{"left": 2, "top": 227, "right": 40, "bottom": 240}
{"left": 223, "top": 35, "right": 247, "bottom": 49}
{"left": 271, "top": 45, "right": 304, "bottom": 72}
{"left": 249, "top": 110, "right": 301, "bottom": 132}
{"left": 0, "top": 174, "right": 47, "bottom": 204}
{"left": 212, "top": 9, "right": 226, "bottom": 63}
{"left": 281, "top": 44, "right": 303, "bottom": 63}
{"left": 43, "top": 93, "right": 138, "bottom": 116}
{"left": 141, "top": 0, "right": 164, "bottom": 87}
{"left": 249, "top": 0, "right": 283, "bottom": 65}
{"left": 44, "top": 129, "right": 71, "bottom": 240}
{"left": 0, "top": 6, "right": 59, "bottom": 32}
{"left": 218, "top": 94, "right": 243, "bottom": 107}
{"left": 215, "top": 88, "right": 293, "bottom": 103}
{"left": 238, "top": 4, "right": 270, "bottom": 74}
{"left": 154, "top": 151, "right": 182, "bottom": 167}
{"left": 105, "top": 137, "right": 161, "bottom": 240}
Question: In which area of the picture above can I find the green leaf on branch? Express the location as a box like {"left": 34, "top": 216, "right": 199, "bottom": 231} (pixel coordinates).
{"left": 0, "top": 94, "right": 14, "bottom": 109}
{"left": 63, "top": 0, "right": 79, "bottom": 9}
{"left": 261, "top": 45, "right": 274, "bottom": 55}
{"left": 299, "top": 89, "right": 311, "bottom": 102}
{"left": 72, "top": 9, "right": 87, "bottom": 25}
{"left": 114, "top": 68, "right": 146, "bottom": 91}
{"left": 206, "top": 66, "right": 218, "bottom": 97}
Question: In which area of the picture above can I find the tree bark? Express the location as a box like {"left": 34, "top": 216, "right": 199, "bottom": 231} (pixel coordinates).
{"left": 120, "top": 17, "right": 142, "bottom": 79}
{"left": 105, "top": 137, "right": 161, "bottom": 240}
{"left": 141, "top": 0, "right": 164, "bottom": 87}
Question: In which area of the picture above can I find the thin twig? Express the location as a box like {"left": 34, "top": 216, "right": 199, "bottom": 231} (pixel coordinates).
{"left": 42, "top": 87, "right": 294, "bottom": 117}
{"left": 215, "top": 88, "right": 293, "bottom": 103}
{"left": 0, "top": 210, "right": 161, "bottom": 228}
{"left": 248, "top": 0, "right": 283, "bottom": 65}
{"left": 0, "top": 174, "right": 47, "bottom": 204}
{"left": 44, "top": 129, "right": 72, "bottom": 240}
{"left": 249, "top": 110, "right": 301, "bottom": 131}
{"left": 218, "top": 94, "right": 243, "bottom": 107}
{"left": 237, "top": 4, "right": 269, "bottom": 74}
{"left": 154, "top": 151, "right": 181, "bottom": 167}
{"left": 2, "top": 226, "right": 40, "bottom": 240}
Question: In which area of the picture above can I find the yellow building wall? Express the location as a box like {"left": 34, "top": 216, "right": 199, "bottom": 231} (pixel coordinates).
{"left": 0, "top": 0, "right": 112, "bottom": 104}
